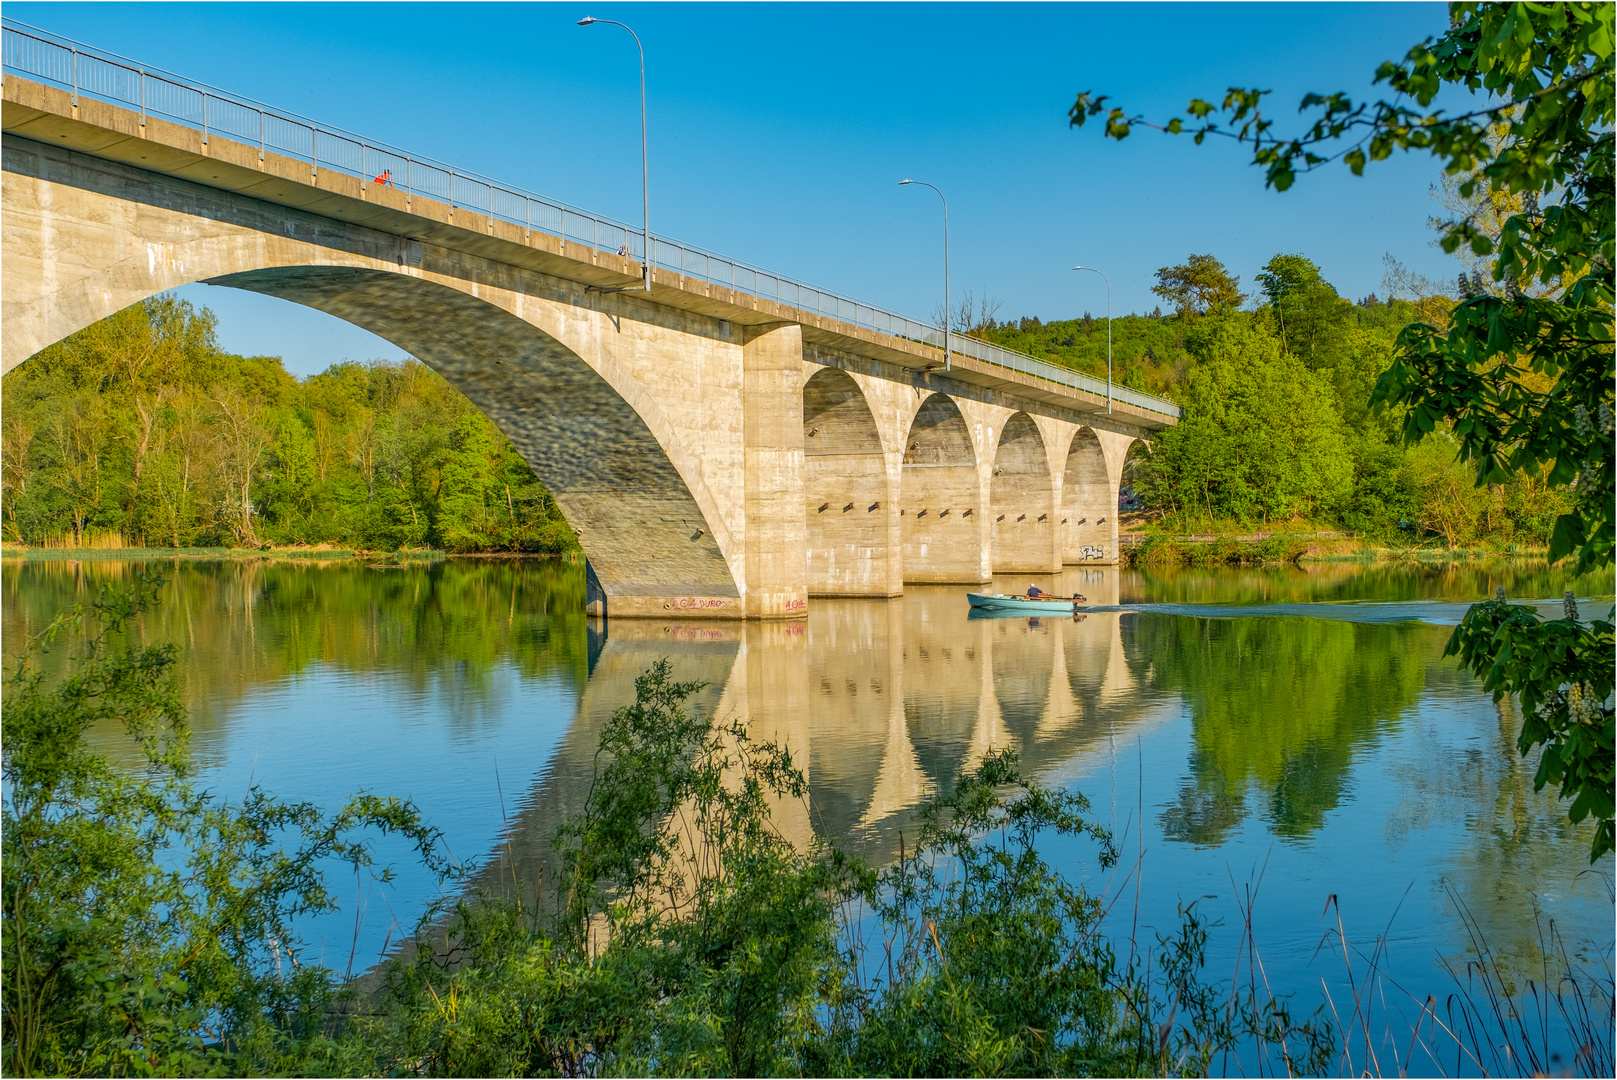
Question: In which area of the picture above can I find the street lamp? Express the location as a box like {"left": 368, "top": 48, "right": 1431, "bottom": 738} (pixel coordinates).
{"left": 1072, "top": 265, "right": 1111, "bottom": 413}
{"left": 579, "top": 16, "right": 651, "bottom": 291}
{"left": 900, "top": 178, "right": 949, "bottom": 371}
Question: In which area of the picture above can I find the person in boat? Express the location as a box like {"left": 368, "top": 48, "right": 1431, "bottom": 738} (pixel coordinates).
{"left": 1025, "top": 583, "right": 1088, "bottom": 603}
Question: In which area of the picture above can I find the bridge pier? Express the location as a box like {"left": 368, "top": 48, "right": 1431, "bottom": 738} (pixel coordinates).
{"left": 1063, "top": 429, "right": 1115, "bottom": 566}
{"left": 742, "top": 324, "right": 809, "bottom": 618}
{"left": 989, "top": 412, "right": 1061, "bottom": 575}
{"left": 900, "top": 394, "right": 989, "bottom": 584}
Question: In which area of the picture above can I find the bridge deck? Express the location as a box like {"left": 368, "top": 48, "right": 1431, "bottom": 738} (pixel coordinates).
{"left": 1, "top": 30, "right": 1176, "bottom": 429}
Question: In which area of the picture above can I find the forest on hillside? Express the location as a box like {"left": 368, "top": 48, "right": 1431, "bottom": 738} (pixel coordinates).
{"left": 0, "top": 299, "right": 576, "bottom": 553}
{"left": 970, "top": 253, "right": 1565, "bottom": 545}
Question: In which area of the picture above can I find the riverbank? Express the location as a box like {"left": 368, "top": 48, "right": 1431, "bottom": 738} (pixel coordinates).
{"left": 1118, "top": 528, "right": 1557, "bottom": 568}
{"left": 0, "top": 545, "right": 582, "bottom": 563}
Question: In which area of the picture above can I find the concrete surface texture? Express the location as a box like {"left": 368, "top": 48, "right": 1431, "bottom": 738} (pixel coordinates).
{"left": 2, "top": 75, "right": 1166, "bottom": 618}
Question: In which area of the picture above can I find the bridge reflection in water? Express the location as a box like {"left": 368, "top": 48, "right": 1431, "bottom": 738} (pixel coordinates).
{"left": 472, "top": 566, "right": 1171, "bottom": 903}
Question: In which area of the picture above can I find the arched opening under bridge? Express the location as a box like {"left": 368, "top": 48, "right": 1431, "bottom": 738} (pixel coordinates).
{"left": 802, "top": 369, "right": 894, "bottom": 596}
{"left": 900, "top": 393, "right": 982, "bottom": 584}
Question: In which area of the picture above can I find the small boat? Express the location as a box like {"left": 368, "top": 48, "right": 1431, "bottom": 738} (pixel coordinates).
{"left": 966, "top": 592, "right": 1087, "bottom": 614}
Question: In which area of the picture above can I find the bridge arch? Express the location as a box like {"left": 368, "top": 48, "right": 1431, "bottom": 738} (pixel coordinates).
{"left": 1062, "top": 427, "right": 1112, "bottom": 563}
{"left": 900, "top": 393, "right": 980, "bottom": 583}
{"left": 990, "top": 412, "right": 1056, "bottom": 573}
{"left": 802, "top": 368, "right": 895, "bottom": 596}
{"left": 13, "top": 262, "right": 743, "bottom": 609}
{"left": 3, "top": 134, "right": 758, "bottom": 611}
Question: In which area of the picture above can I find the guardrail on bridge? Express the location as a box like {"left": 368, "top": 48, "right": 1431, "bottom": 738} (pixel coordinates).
{"left": 2, "top": 19, "right": 1180, "bottom": 420}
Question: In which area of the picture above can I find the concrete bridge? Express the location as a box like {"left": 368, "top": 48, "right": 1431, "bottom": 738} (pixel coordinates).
{"left": 1, "top": 29, "right": 1177, "bottom": 619}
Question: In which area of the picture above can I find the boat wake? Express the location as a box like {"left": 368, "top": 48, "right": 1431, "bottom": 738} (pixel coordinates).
{"left": 1075, "top": 597, "right": 1613, "bottom": 626}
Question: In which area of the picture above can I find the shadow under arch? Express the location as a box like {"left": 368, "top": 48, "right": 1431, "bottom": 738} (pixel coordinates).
{"left": 802, "top": 368, "right": 893, "bottom": 596}
{"left": 991, "top": 412, "right": 1055, "bottom": 573}
{"left": 193, "top": 268, "right": 739, "bottom": 604}
{"left": 1063, "top": 427, "right": 1112, "bottom": 564}
{"left": 901, "top": 393, "right": 982, "bottom": 583}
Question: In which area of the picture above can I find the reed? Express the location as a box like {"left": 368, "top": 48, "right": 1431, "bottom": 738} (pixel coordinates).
{"left": 31, "top": 528, "right": 135, "bottom": 550}
{"left": 1304, "top": 882, "right": 1614, "bottom": 1078}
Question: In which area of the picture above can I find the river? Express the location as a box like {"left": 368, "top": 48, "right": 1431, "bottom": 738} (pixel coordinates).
{"left": 4, "top": 554, "right": 1612, "bottom": 1067}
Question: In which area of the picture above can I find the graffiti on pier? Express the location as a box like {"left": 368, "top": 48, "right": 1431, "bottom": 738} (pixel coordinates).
{"left": 665, "top": 597, "right": 731, "bottom": 611}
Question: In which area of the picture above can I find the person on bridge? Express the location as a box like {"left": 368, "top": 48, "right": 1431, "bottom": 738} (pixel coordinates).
{"left": 372, "top": 169, "right": 395, "bottom": 188}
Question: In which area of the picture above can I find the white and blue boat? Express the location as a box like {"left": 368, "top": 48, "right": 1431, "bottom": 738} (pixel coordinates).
{"left": 966, "top": 592, "right": 1087, "bottom": 614}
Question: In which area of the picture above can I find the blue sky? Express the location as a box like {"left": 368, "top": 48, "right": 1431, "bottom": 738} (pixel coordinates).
{"left": 13, "top": 2, "right": 1464, "bottom": 376}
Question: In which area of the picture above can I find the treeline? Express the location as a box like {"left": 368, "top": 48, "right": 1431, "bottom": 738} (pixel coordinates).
{"left": 0, "top": 297, "right": 576, "bottom": 554}
{"left": 975, "top": 253, "right": 1565, "bottom": 545}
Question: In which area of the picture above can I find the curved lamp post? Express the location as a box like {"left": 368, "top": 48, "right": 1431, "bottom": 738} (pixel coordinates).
{"left": 579, "top": 16, "right": 651, "bottom": 291}
{"left": 900, "top": 178, "right": 949, "bottom": 371}
{"left": 1073, "top": 265, "right": 1111, "bottom": 413}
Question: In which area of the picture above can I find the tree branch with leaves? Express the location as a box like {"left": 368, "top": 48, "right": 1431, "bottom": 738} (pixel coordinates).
{"left": 1070, "top": 1, "right": 1614, "bottom": 858}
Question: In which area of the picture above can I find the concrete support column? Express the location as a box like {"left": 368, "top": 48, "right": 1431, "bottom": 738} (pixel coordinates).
{"left": 743, "top": 324, "right": 809, "bottom": 618}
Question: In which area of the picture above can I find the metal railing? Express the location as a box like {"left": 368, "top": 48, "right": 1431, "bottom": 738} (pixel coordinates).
{"left": 1, "top": 19, "right": 1179, "bottom": 419}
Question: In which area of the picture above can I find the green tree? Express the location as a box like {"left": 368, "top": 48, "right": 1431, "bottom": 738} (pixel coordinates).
{"left": 1070, "top": 0, "right": 1615, "bottom": 857}
{"left": 1151, "top": 253, "right": 1244, "bottom": 316}
{"left": 437, "top": 413, "right": 499, "bottom": 552}
{"left": 1144, "top": 316, "right": 1353, "bottom": 524}
{"left": 259, "top": 415, "right": 319, "bottom": 540}
{"left": 1255, "top": 253, "right": 1354, "bottom": 369}
{"left": 1405, "top": 434, "right": 1494, "bottom": 547}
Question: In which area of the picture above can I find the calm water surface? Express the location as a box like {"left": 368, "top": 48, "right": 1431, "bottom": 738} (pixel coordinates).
{"left": 5, "top": 555, "right": 1613, "bottom": 1048}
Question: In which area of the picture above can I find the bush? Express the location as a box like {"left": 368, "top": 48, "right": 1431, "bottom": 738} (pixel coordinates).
{"left": 2, "top": 573, "right": 448, "bottom": 1076}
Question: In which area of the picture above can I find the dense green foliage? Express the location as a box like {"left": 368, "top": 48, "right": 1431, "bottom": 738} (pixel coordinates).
{"left": 1, "top": 298, "right": 577, "bottom": 554}
{"left": 1138, "top": 313, "right": 1353, "bottom": 524}
{"left": 1069, "top": 0, "right": 1614, "bottom": 856}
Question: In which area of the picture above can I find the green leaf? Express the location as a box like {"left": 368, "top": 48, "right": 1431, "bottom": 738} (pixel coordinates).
{"left": 1549, "top": 513, "right": 1582, "bottom": 564}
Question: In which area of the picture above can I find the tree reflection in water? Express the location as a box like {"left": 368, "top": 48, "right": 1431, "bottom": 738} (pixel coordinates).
{"left": 1138, "top": 614, "right": 1434, "bottom": 845}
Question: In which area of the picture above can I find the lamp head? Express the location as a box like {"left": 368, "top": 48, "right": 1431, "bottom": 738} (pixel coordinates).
{"left": 899, "top": 178, "right": 913, "bottom": 185}
{"left": 1072, "top": 265, "right": 1085, "bottom": 271}
{"left": 577, "top": 16, "right": 598, "bottom": 24}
